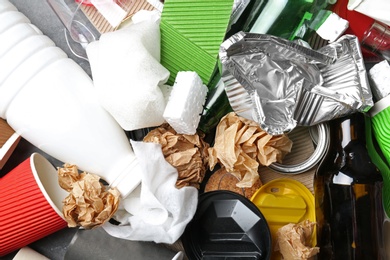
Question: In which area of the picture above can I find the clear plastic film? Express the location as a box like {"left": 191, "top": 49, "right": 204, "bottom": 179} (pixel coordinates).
{"left": 220, "top": 32, "right": 373, "bottom": 135}
{"left": 46, "top": 0, "right": 135, "bottom": 60}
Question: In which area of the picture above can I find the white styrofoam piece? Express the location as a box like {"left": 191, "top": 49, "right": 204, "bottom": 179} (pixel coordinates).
{"left": 163, "top": 71, "right": 208, "bottom": 135}
{"left": 316, "top": 12, "right": 349, "bottom": 43}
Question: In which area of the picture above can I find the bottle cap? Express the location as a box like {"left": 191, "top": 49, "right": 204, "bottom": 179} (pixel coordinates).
{"left": 250, "top": 179, "right": 316, "bottom": 251}
{"left": 370, "top": 93, "right": 390, "bottom": 117}
{"left": 107, "top": 155, "right": 142, "bottom": 198}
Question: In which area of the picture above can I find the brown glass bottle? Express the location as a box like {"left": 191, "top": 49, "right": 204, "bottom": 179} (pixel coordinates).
{"left": 314, "top": 112, "right": 385, "bottom": 259}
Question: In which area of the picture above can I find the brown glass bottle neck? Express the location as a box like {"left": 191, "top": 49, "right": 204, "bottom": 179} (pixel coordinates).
{"left": 331, "top": 113, "right": 366, "bottom": 148}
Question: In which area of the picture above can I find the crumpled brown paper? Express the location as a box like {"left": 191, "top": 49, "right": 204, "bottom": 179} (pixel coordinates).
{"left": 143, "top": 123, "right": 209, "bottom": 189}
{"left": 208, "top": 112, "right": 292, "bottom": 188}
{"left": 58, "top": 164, "right": 120, "bottom": 229}
{"left": 275, "top": 220, "right": 320, "bottom": 260}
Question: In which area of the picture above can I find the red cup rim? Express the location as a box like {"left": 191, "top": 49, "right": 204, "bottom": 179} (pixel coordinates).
{"left": 29, "top": 153, "right": 68, "bottom": 220}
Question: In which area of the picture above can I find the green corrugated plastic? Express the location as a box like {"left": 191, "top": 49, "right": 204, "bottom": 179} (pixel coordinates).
{"left": 160, "top": 0, "right": 234, "bottom": 85}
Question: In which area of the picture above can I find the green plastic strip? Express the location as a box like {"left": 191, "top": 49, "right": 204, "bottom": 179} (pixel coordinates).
{"left": 365, "top": 114, "right": 390, "bottom": 217}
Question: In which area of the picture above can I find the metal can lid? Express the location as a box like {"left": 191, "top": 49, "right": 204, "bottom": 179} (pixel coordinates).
{"left": 268, "top": 122, "right": 330, "bottom": 175}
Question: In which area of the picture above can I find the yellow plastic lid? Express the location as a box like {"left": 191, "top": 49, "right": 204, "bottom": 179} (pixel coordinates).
{"left": 250, "top": 178, "right": 316, "bottom": 259}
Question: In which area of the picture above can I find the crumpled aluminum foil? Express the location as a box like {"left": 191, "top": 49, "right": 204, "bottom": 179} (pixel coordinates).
{"left": 220, "top": 32, "right": 373, "bottom": 135}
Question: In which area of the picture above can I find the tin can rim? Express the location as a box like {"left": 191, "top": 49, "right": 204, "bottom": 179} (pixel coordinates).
{"left": 268, "top": 122, "right": 330, "bottom": 175}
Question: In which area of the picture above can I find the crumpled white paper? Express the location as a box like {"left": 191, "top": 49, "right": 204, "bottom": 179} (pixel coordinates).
{"left": 102, "top": 140, "right": 198, "bottom": 244}
{"left": 87, "top": 11, "right": 170, "bottom": 131}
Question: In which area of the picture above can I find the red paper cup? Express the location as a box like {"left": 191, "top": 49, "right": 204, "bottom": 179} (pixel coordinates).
{"left": 0, "top": 153, "right": 68, "bottom": 256}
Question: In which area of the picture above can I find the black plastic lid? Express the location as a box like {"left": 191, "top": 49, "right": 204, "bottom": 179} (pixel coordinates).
{"left": 182, "top": 191, "right": 272, "bottom": 260}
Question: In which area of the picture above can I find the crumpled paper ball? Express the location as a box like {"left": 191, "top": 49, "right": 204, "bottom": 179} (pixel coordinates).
{"left": 58, "top": 164, "right": 120, "bottom": 229}
{"left": 143, "top": 123, "right": 210, "bottom": 189}
{"left": 275, "top": 220, "right": 320, "bottom": 259}
{"left": 208, "top": 112, "right": 293, "bottom": 188}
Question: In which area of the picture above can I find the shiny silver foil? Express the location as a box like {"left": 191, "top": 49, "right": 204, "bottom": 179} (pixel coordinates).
{"left": 227, "top": 0, "right": 251, "bottom": 32}
{"left": 220, "top": 32, "right": 373, "bottom": 135}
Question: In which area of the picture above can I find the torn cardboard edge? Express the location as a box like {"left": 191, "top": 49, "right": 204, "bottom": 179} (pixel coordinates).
{"left": 80, "top": 0, "right": 156, "bottom": 34}
{"left": 0, "top": 119, "right": 21, "bottom": 170}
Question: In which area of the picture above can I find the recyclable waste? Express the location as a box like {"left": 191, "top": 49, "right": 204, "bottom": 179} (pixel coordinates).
{"left": 2, "top": 0, "right": 390, "bottom": 259}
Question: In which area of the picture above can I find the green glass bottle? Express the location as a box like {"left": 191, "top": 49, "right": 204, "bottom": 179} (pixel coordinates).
{"left": 198, "top": 71, "right": 232, "bottom": 135}
{"left": 249, "top": 0, "right": 332, "bottom": 41}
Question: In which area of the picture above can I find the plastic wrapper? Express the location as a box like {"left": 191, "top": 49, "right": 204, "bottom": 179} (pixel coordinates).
{"left": 0, "top": 119, "right": 20, "bottom": 169}
{"left": 58, "top": 164, "right": 120, "bottom": 229}
{"left": 220, "top": 32, "right": 373, "bottom": 135}
{"left": 143, "top": 123, "right": 210, "bottom": 189}
{"left": 208, "top": 112, "right": 292, "bottom": 188}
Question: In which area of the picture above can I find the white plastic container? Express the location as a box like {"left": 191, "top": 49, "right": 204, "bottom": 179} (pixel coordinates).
{"left": 0, "top": 1, "right": 141, "bottom": 198}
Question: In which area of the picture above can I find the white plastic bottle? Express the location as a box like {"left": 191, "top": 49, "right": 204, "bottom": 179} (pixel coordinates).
{"left": 0, "top": 1, "right": 141, "bottom": 198}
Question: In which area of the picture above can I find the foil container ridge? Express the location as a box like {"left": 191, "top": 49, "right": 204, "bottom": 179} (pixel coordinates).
{"left": 243, "top": 33, "right": 336, "bottom": 65}
{"left": 311, "top": 35, "right": 373, "bottom": 118}
{"left": 223, "top": 73, "right": 254, "bottom": 119}
{"left": 219, "top": 31, "right": 246, "bottom": 64}
{"left": 349, "top": 35, "right": 374, "bottom": 111}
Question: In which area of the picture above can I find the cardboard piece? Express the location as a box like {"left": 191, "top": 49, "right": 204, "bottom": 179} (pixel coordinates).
{"left": 80, "top": 0, "right": 156, "bottom": 33}
{"left": 0, "top": 119, "right": 21, "bottom": 169}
